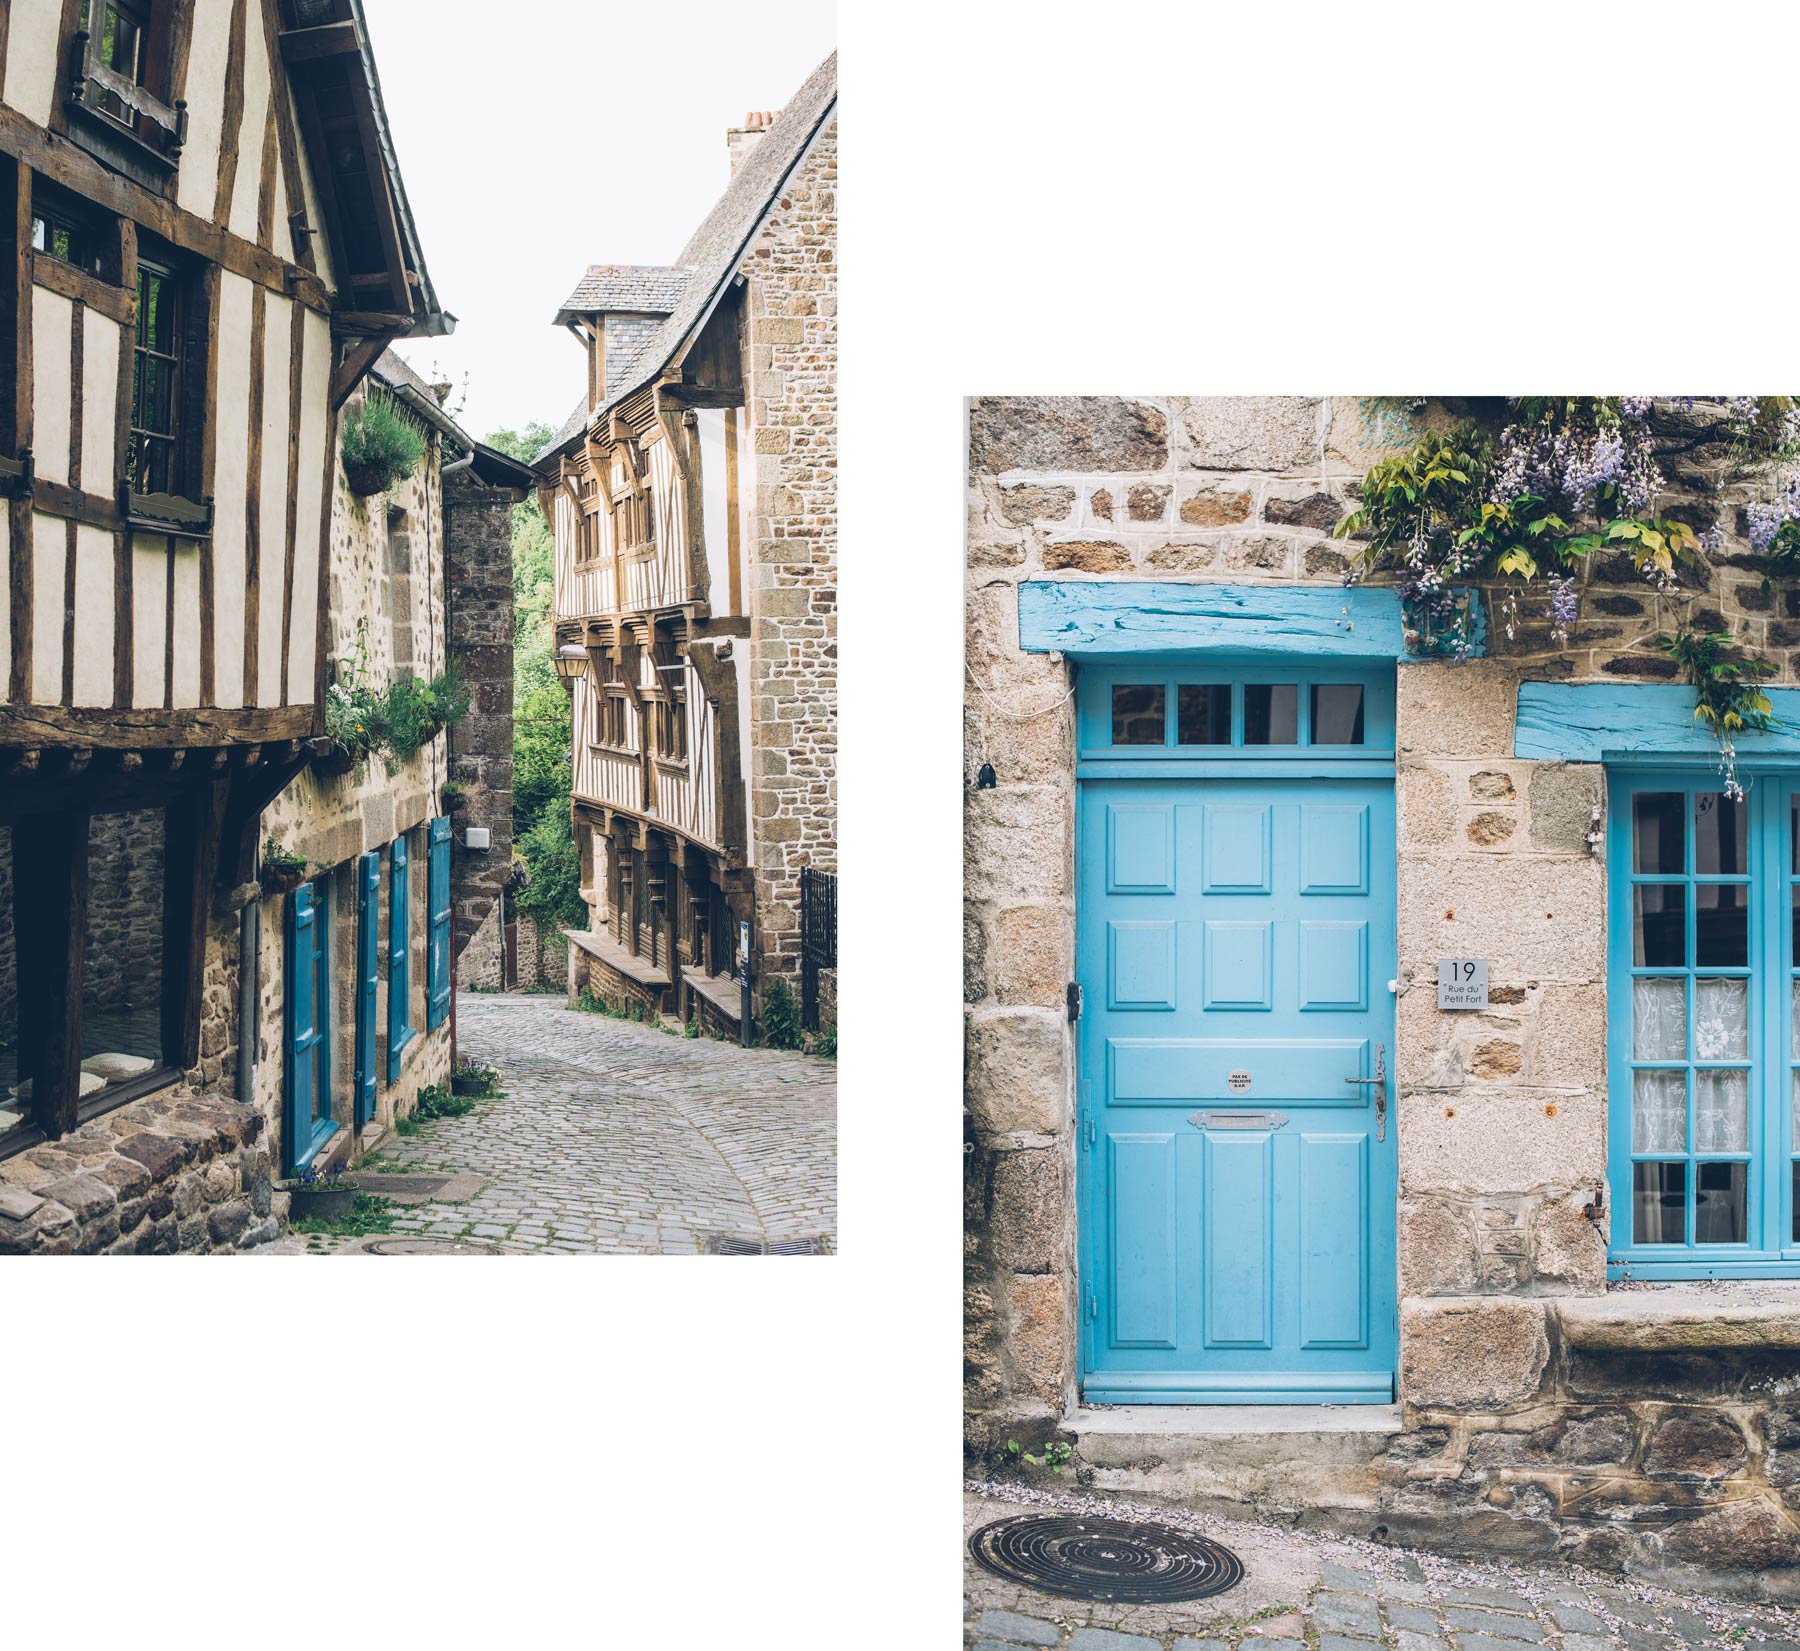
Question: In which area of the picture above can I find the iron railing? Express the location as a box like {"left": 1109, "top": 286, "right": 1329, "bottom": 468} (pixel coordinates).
{"left": 799, "top": 865, "right": 837, "bottom": 1033}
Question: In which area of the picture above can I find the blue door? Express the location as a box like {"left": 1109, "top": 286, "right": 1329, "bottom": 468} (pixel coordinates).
{"left": 1078, "top": 774, "right": 1398, "bottom": 1402}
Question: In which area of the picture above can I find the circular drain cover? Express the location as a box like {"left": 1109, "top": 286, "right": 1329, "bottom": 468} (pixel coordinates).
{"left": 970, "top": 1513, "right": 1244, "bottom": 1604}
{"left": 362, "top": 1237, "right": 494, "bottom": 1255}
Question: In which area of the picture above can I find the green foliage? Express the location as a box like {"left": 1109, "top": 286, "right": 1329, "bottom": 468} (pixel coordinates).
{"left": 1334, "top": 425, "right": 1495, "bottom": 573}
{"left": 383, "top": 667, "right": 471, "bottom": 761}
{"left": 1659, "top": 631, "right": 1777, "bottom": 797}
{"left": 261, "top": 836, "right": 307, "bottom": 878}
{"left": 515, "top": 804, "right": 585, "bottom": 932}
{"left": 454, "top": 1056, "right": 502, "bottom": 1096}
{"left": 760, "top": 976, "right": 804, "bottom": 1051}
{"left": 290, "top": 1192, "right": 398, "bottom": 1238}
{"left": 1001, "top": 1438, "right": 1072, "bottom": 1473}
{"left": 340, "top": 392, "right": 425, "bottom": 496}
{"left": 413, "top": 1081, "right": 479, "bottom": 1122}
{"left": 814, "top": 1019, "right": 837, "bottom": 1060}
{"left": 513, "top": 649, "right": 573, "bottom": 832}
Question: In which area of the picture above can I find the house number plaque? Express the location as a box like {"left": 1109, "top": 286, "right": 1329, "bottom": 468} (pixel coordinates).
{"left": 1437, "top": 958, "right": 1489, "bottom": 1010}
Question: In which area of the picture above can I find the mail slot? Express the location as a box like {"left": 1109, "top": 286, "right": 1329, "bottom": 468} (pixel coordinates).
{"left": 1188, "top": 1109, "right": 1289, "bottom": 1131}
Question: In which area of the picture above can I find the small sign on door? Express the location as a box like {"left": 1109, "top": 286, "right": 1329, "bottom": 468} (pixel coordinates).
{"left": 1437, "top": 958, "right": 1488, "bottom": 1010}
{"left": 1226, "top": 1069, "right": 1253, "bottom": 1095}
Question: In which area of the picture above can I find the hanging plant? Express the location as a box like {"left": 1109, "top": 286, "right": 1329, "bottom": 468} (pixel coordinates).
{"left": 340, "top": 391, "right": 425, "bottom": 498}
{"left": 1657, "top": 631, "right": 1776, "bottom": 800}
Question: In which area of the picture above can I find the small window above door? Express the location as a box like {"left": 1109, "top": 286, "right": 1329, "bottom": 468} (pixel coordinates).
{"left": 1082, "top": 663, "right": 1394, "bottom": 762}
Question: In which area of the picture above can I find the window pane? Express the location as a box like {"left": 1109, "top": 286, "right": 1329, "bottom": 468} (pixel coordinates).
{"left": 1632, "top": 977, "right": 1686, "bottom": 1061}
{"left": 1695, "top": 883, "right": 1748, "bottom": 968}
{"left": 1694, "top": 977, "right": 1748, "bottom": 1060}
{"left": 1694, "top": 792, "right": 1748, "bottom": 874}
{"left": 1111, "top": 684, "right": 1165, "bottom": 746}
{"left": 1695, "top": 1069, "right": 1749, "bottom": 1153}
{"left": 1794, "top": 1162, "right": 1800, "bottom": 1244}
{"left": 1633, "top": 792, "right": 1685, "bottom": 874}
{"left": 1633, "top": 1161, "right": 1686, "bottom": 1244}
{"left": 1176, "top": 684, "right": 1230, "bottom": 746}
{"left": 1633, "top": 884, "right": 1686, "bottom": 967}
{"left": 1632, "top": 1069, "right": 1686, "bottom": 1154}
{"left": 80, "top": 808, "right": 166, "bottom": 1086}
{"left": 1310, "top": 684, "right": 1365, "bottom": 745}
{"left": 1243, "top": 684, "right": 1298, "bottom": 745}
{"left": 1695, "top": 1161, "right": 1747, "bottom": 1244}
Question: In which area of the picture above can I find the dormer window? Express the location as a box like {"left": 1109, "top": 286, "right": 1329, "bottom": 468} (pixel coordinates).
{"left": 65, "top": 0, "right": 186, "bottom": 188}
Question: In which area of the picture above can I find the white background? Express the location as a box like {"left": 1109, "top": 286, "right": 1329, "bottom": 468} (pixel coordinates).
{"left": 17, "top": 3, "right": 1800, "bottom": 1647}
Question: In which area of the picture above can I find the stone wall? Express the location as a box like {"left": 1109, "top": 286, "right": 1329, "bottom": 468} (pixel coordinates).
{"left": 84, "top": 807, "right": 164, "bottom": 1019}
{"left": 0, "top": 1087, "right": 277, "bottom": 1253}
{"left": 964, "top": 396, "right": 1800, "bottom": 1586}
{"left": 744, "top": 114, "right": 836, "bottom": 1006}
{"left": 443, "top": 467, "right": 515, "bottom": 988}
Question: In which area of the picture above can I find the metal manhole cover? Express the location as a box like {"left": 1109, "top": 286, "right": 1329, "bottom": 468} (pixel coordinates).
{"left": 702, "top": 1233, "right": 832, "bottom": 1255}
{"left": 969, "top": 1513, "right": 1244, "bottom": 1604}
{"left": 362, "top": 1237, "right": 495, "bottom": 1255}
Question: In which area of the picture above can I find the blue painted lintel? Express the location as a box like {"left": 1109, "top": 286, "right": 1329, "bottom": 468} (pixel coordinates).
{"left": 1018, "top": 581, "right": 1409, "bottom": 658}
{"left": 1516, "top": 680, "right": 1800, "bottom": 762}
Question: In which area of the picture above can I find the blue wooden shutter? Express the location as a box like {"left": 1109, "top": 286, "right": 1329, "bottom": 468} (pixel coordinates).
{"left": 427, "top": 816, "right": 452, "bottom": 1029}
{"left": 387, "top": 837, "right": 411, "bottom": 1082}
{"left": 285, "top": 884, "right": 319, "bottom": 1172}
{"left": 355, "top": 852, "right": 380, "bottom": 1124}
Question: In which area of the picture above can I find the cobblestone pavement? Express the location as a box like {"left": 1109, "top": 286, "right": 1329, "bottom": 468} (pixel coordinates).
{"left": 282, "top": 991, "right": 835, "bottom": 1255}
{"left": 963, "top": 1487, "right": 1800, "bottom": 1651}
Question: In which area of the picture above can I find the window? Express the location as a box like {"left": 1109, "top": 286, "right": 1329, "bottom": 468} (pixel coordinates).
{"left": 354, "top": 852, "right": 379, "bottom": 1127}
{"left": 130, "top": 255, "right": 181, "bottom": 495}
{"left": 285, "top": 878, "right": 333, "bottom": 1173}
{"left": 427, "top": 818, "right": 451, "bottom": 1031}
{"left": 1608, "top": 772, "right": 1800, "bottom": 1274}
{"left": 30, "top": 182, "right": 107, "bottom": 277}
{"left": 1091, "top": 669, "right": 1390, "bottom": 754}
{"left": 2, "top": 806, "right": 191, "bottom": 1158}
{"left": 81, "top": 0, "right": 150, "bottom": 125}
{"left": 387, "top": 836, "right": 414, "bottom": 1082}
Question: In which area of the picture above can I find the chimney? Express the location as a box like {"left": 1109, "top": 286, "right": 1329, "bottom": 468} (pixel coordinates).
{"left": 726, "top": 108, "right": 780, "bottom": 178}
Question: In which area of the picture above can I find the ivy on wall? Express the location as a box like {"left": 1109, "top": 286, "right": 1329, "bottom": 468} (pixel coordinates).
{"left": 1337, "top": 397, "right": 1800, "bottom": 788}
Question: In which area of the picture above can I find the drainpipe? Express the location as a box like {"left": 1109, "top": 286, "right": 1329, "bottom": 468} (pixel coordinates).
{"left": 237, "top": 847, "right": 260, "bottom": 1105}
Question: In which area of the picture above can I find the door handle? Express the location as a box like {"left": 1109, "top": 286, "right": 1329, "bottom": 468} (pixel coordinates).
{"left": 1344, "top": 1041, "right": 1387, "bottom": 1143}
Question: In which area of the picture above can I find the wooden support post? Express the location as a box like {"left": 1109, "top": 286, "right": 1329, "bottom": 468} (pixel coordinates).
{"left": 14, "top": 811, "right": 89, "bottom": 1139}
{"left": 161, "top": 777, "right": 226, "bottom": 1071}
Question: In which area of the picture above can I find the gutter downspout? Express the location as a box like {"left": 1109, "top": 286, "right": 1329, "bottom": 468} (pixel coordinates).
{"left": 238, "top": 850, "right": 260, "bottom": 1107}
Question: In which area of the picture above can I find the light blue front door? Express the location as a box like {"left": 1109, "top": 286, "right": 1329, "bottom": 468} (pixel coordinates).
{"left": 1078, "top": 774, "right": 1398, "bottom": 1402}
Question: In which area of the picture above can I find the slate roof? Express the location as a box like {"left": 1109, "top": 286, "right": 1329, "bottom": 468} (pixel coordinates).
{"left": 532, "top": 50, "right": 837, "bottom": 471}
{"left": 555, "top": 265, "right": 690, "bottom": 323}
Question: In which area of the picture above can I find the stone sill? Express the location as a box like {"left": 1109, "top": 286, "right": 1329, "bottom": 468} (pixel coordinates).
{"left": 1557, "top": 1283, "right": 1800, "bottom": 1350}
{"left": 684, "top": 969, "right": 742, "bottom": 1024}
{"left": 565, "top": 927, "right": 671, "bottom": 988}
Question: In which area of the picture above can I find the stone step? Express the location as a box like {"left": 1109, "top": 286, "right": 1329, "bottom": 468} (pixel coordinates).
{"left": 1067, "top": 1403, "right": 1405, "bottom": 1530}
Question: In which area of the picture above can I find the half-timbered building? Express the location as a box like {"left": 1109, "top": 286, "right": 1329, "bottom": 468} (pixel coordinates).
{"left": 0, "top": 0, "right": 527, "bottom": 1252}
{"left": 535, "top": 52, "right": 837, "bottom": 1040}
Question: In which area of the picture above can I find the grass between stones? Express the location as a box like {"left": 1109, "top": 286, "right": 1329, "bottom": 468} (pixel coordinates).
{"left": 291, "top": 1192, "right": 402, "bottom": 1240}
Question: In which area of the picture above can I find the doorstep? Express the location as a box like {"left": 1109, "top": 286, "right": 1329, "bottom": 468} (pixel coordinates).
{"left": 1063, "top": 1403, "right": 1405, "bottom": 1524}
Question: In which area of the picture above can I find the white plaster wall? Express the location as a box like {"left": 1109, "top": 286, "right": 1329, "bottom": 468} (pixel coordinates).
{"left": 81, "top": 312, "right": 121, "bottom": 489}
{"left": 171, "top": 543, "right": 201, "bottom": 706}
{"left": 31, "top": 290, "right": 72, "bottom": 488}
{"left": 287, "top": 309, "right": 331, "bottom": 704}
{"left": 2, "top": 0, "right": 62, "bottom": 127}
{"left": 174, "top": 0, "right": 236, "bottom": 221}
{"left": 70, "top": 524, "right": 112, "bottom": 706}
{"left": 698, "top": 407, "right": 734, "bottom": 610}
{"left": 256, "top": 295, "right": 292, "bottom": 707}
{"left": 131, "top": 535, "right": 168, "bottom": 708}
{"left": 29, "top": 512, "right": 62, "bottom": 704}
{"left": 210, "top": 272, "right": 255, "bottom": 709}
{"left": 227, "top": 2, "right": 274, "bottom": 243}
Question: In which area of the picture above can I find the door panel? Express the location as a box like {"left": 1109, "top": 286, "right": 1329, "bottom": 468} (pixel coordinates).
{"left": 1081, "top": 775, "right": 1398, "bottom": 1402}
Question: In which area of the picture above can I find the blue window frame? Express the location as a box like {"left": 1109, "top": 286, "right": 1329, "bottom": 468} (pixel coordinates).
{"left": 1075, "top": 658, "right": 1396, "bottom": 781}
{"left": 387, "top": 835, "right": 414, "bottom": 1083}
{"left": 1606, "top": 768, "right": 1800, "bottom": 1277}
{"left": 354, "top": 851, "right": 380, "bottom": 1126}
{"left": 285, "top": 879, "right": 335, "bottom": 1173}
{"left": 427, "top": 816, "right": 451, "bottom": 1030}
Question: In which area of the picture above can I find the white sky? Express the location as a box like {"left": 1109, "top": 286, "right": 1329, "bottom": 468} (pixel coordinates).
{"left": 366, "top": 0, "right": 836, "bottom": 445}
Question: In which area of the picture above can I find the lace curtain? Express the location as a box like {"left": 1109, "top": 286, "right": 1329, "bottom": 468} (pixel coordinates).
{"left": 1632, "top": 977, "right": 1748, "bottom": 1153}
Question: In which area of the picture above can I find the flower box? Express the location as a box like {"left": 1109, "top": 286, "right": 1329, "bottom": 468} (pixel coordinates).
{"left": 287, "top": 1178, "right": 360, "bottom": 1224}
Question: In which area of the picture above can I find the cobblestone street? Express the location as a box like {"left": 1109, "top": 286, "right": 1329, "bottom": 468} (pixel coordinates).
{"left": 964, "top": 1488, "right": 1800, "bottom": 1651}
{"left": 281, "top": 991, "right": 835, "bottom": 1255}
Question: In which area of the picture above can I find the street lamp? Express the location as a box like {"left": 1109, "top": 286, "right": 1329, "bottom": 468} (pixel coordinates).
{"left": 553, "top": 642, "right": 588, "bottom": 687}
